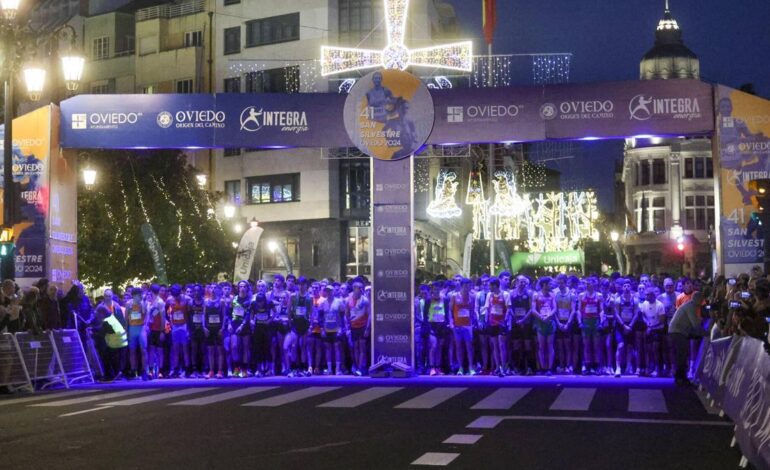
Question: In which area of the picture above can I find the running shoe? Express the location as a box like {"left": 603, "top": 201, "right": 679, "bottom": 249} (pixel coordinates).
{"left": 287, "top": 371, "right": 296, "bottom": 378}
{"left": 469, "top": 369, "right": 478, "bottom": 376}
{"left": 429, "top": 368, "right": 438, "bottom": 376}
{"left": 215, "top": 372, "right": 224, "bottom": 379}
{"left": 496, "top": 368, "right": 505, "bottom": 378}
{"left": 650, "top": 370, "right": 659, "bottom": 378}
{"left": 614, "top": 367, "right": 621, "bottom": 378}
{"left": 581, "top": 365, "right": 588, "bottom": 376}
{"left": 354, "top": 370, "right": 363, "bottom": 377}
{"left": 456, "top": 368, "right": 464, "bottom": 376}
{"left": 335, "top": 369, "right": 344, "bottom": 376}
{"left": 206, "top": 371, "right": 215, "bottom": 379}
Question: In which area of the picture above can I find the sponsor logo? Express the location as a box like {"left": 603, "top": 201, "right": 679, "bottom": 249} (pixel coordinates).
{"left": 375, "top": 248, "right": 410, "bottom": 257}
{"left": 377, "top": 269, "right": 410, "bottom": 279}
{"left": 375, "top": 313, "right": 410, "bottom": 322}
{"left": 376, "top": 290, "right": 408, "bottom": 302}
{"left": 71, "top": 114, "right": 87, "bottom": 129}
{"left": 376, "top": 355, "right": 410, "bottom": 364}
{"left": 12, "top": 163, "right": 44, "bottom": 173}
{"left": 375, "top": 204, "right": 409, "bottom": 214}
{"left": 156, "top": 111, "right": 173, "bottom": 129}
{"left": 540, "top": 103, "right": 557, "bottom": 120}
{"left": 376, "top": 225, "right": 408, "bottom": 236}
{"left": 448, "top": 105, "right": 520, "bottom": 124}
{"left": 382, "top": 334, "right": 410, "bottom": 344}
{"left": 744, "top": 115, "right": 770, "bottom": 125}
{"left": 447, "top": 106, "right": 464, "bottom": 123}
{"left": 739, "top": 142, "right": 770, "bottom": 152}
{"left": 374, "top": 183, "right": 408, "bottom": 192}
{"left": 72, "top": 112, "right": 143, "bottom": 130}
{"left": 629, "top": 95, "right": 702, "bottom": 121}
{"left": 240, "top": 106, "right": 308, "bottom": 133}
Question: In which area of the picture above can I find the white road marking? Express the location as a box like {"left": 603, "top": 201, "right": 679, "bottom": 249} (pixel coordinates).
{"left": 395, "top": 388, "right": 467, "bottom": 409}
{"left": 411, "top": 452, "right": 460, "bottom": 466}
{"left": 466, "top": 415, "right": 733, "bottom": 430}
{"left": 32, "top": 389, "right": 152, "bottom": 407}
{"left": 471, "top": 388, "right": 531, "bottom": 410}
{"left": 550, "top": 387, "right": 596, "bottom": 411}
{"left": 242, "top": 387, "right": 340, "bottom": 407}
{"left": 628, "top": 389, "right": 667, "bottom": 413}
{"left": 443, "top": 434, "right": 482, "bottom": 445}
{"left": 100, "top": 387, "right": 217, "bottom": 406}
{"left": 170, "top": 387, "right": 278, "bottom": 406}
{"left": 0, "top": 390, "right": 100, "bottom": 407}
{"left": 59, "top": 406, "right": 114, "bottom": 418}
{"left": 318, "top": 387, "right": 403, "bottom": 408}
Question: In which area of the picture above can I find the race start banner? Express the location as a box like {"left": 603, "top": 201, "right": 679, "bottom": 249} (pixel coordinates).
{"left": 715, "top": 85, "right": 770, "bottom": 276}
{"left": 0, "top": 105, "right": 75, "bottom": 288}
{"left": 510, "top": 250, "right": 585, "bottom": 273}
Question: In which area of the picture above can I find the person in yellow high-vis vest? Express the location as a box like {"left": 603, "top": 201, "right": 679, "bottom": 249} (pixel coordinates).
{"left": 100, "top": 304, "right": 128, "bottom": 381}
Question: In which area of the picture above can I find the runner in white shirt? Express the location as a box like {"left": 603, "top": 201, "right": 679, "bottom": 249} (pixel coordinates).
{"left": 639, "top": 287, "right": 666, "bottom": 377}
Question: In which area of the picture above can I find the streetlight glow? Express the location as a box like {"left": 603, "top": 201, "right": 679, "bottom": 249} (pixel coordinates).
{"left": 0, "top": 0, "right": 20, "bottom": 20}
{"left": 249, "top": 217, "right": 259, "bottom": 229}
{"left": 23, "top": 66, "right": 46, "bottom": 101}
{"left": 60, "top": 55, "right": 85, "bottom": 91}
{"left": 82, "top": 168, "right": 97, "bottom": 188}
{"left": 233, "top": 223, "right": 243, "bottom": 233}
{"left": 195, "top": 173, "right": 207, "bottom": 187}
{"left": 223, "top": 204, "right": 235, "bottom": 219}
{"left": 610, "top": 231, "right": 619, "bottom": 242}
{"left": 267, "top": 241, "right": 278, "bottom": 253}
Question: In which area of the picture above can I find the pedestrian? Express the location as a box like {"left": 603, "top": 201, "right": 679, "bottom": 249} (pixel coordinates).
{"left": 668, "top": 291, "right": 706, "bottom": 387}
{"left": 98, "top": 303, "right": 128, "bottom": 381}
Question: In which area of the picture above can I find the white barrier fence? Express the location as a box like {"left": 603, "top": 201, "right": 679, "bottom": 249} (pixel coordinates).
{"left": 0, "top": 329, "right": 94, "bottom": 392}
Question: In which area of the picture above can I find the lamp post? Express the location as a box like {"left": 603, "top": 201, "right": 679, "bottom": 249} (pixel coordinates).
{"left": 1, "top": 0, "right": 84, "bottom": 279}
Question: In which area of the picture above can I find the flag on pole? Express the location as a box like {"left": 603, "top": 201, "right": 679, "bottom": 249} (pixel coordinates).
{"left": 483, "top": 0, "right": 497, "bottom": 45}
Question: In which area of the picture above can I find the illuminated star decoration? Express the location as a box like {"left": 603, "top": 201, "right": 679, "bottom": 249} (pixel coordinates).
{"left": 321, "top": 0, "right": 473, "bottom": 76}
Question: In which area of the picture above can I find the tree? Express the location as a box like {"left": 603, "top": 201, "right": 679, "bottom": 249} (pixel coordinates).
{"left": 78, "top": 149, "right": 234, "bottom": 287}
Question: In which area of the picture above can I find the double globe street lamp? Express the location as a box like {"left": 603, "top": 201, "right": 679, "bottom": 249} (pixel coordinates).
{"left": 1, "top": 0, "right": 85, "bottom": 278}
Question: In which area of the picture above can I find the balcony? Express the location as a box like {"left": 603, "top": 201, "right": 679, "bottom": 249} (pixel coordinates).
{"left": 136, "top": 0, "right": 205, "bottom": 22}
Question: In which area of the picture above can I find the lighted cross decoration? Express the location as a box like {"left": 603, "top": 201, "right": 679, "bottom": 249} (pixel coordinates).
{"left": 321, "top": 0, "right": 473, "bottom": 76}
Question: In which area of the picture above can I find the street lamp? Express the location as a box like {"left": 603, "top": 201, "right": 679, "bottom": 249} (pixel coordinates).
{"left": 267, "top": 240, "right": 278, "bottom": 253}
{"left": 223, "top": 203, "right": 236, "bottom": 219}
{"left": 610, "top": 231, "right": 619, "bottom": 242}
{"left": 195, "top": 173, "right": 207, "bottom": 188}
{"left": 249, "top": 217, "right": 259, "bottom": 229}
{"left": 0, "top": 0, "right": 20, "bottom": 20}
{"left": 60, "top": 54, "right": 85, "bottom": 91}
{"left": 82, "top": 167, "right": 96, "bottom": 189}
{"left": 22, "top": 65, "right": 45, "bottom": 101}
{"left": 233, "top": 223, "right": 243, "bottom": 233}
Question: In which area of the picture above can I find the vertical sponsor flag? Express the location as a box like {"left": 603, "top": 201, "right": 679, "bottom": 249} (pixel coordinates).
{"left": 233, "top": 226, "right": 263, "bottom": 282}
{"left": 483, "top": 0, "right": 497, "bottom": 46}
{"left": 141, "top": 223, "right": 169, "bottom": 285}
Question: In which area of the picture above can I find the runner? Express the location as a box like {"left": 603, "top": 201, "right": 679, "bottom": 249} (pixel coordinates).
{"left": 268, "top": 275, "right": 292, "bottom": 376}
{"left": 483, "top": 277, "right": 510, "bottom": 377}
{"left": 475, "top": 275, "right": 492, "bottom": 374}
{"left": 449, "top": 278, "right": 476, "bottom": 376}
{"left": 167, "top": 285, "right": 191, "bottom": 378}
{"left": 639, "top": 287, "right": 665, "bottom": 377}
{"left": 510, "top": 276, "right": 534, "bottom": 375}
{"left": 425, "top": 281, "right": 450, "bottom": 376}
{"left": 346, "top": 281, "right": 370, "bottom": 376}
{"left": 320, "top": 285, "right": 345, "bottom": 375}
{"left": 284, "top": 277, "right": 313, "bottom": 377}
{"left": 188, "top": 285, "right": 206, "bottom": 378}
{"left": 307, "top": 282, "right": 325, "bottom": 375}
{"left": 146, "top": 284, "right": 167, "bottom": 379}
{"left": 532, "top": 277, "right": 556, "bottom": 375}
{"left": 228, "top": 281, "right": 252, "bottom": 378}
{"left": 203, "top": 284, "right": 225, "bottom": 379}
{"left": 250, "top": 291, "right": 274, "bottom": 377}
{"left": 614, "top": 279, "right": 638, "bottom": 377}
{"left": 657, "top": 277, "right": 678, "bottom": 376}
{"left": 553, "top": 274, "right": 576, "bottom": 373}
{"left": 125, "top": 287, "right": 150, "bottom": 380}
{"left": 578, "top": 278, "right": 603, "bottom": 375}
{"left": 414, "top": 284, "right": 430, "bottom": 374}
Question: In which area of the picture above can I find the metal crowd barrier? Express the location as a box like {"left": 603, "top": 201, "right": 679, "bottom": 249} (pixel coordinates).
{"left": 14, "top": 331, "right": 68, "bottom": 390}
{"left": 50, "top": 329, "right": 95, "bottom": 385}
{"left": 0, "top": 333, "right": 33, "bottom": 393}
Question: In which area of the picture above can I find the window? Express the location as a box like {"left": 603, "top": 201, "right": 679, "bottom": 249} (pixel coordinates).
{"left": 224, "top": 26, "right": 240, "bottom": 55}
{"left": 341, "top": 159, "right": 370, "bottom": 218}
{"left": 184, "top": 30, "right": 203, "bottom": 47}
{"left": 245, "top": 13, "right": 300, "bottom": 48}
{"left": 651, "top": 197, "right": 666, "bottom": 231}
{"left": 244, "top": 66, "right": 299, "bottom": 93}
{"left": 176, "top": 79, "right": 194, "bottom": 94}
{"left": 139, "top": 36, "right": 157, "bottom": 55}
{"left": 141, "top": 85, "right": 155, "bottom": 94}
{"left": 652, "top": 159, "right": 666, "bottom": 185}
{"left": 224, "top": 148, "right": 241, "bottom": 157}
{"left": 635, "top": 196, "right": 666, "bottom": 232}
{"left": 224, "top": 180, "right": 241, "bottom": 204}
{"left": 90, "top": 79, "right": 115, "bottom": 94}
{"left": 223, "top": 77, "right": 241, "bottom": 93}
{"left": 246, "top": 173, "right": 299, "bottom": 204}
{"left": 262, "top": 237, "right": 299, "bottom": 269}
{"left": 224, "top": 0, "right": 239, "bottom": 5}
{"left": 93, "top": 36, "right": 110, "bottom": 60}
{"left": 683, "top": 157, "right": 714, "bottom": 179}
{"left": 339, "top": 0, "right": 383, "bottom": 44}
{"left": 346, "top": 226, "right": 370, "bottom": 277}
{"left": 684, "top": 195, "right": 715, "bottom": 231}
{"left": 637, "top": 160, "right": 650, "bottom": 186}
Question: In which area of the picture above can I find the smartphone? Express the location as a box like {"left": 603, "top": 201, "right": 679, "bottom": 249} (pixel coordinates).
{"left": 728, "top": 279, "right": 737, "bottom": 286}
{"left": 729, "top": 301, "right": 741, "bottom": 309}
{"left": 765, "top": 317, "right": 770, "bottom": 324}
{"left": 741, "top": 291, "right": 751, "bottom": 299}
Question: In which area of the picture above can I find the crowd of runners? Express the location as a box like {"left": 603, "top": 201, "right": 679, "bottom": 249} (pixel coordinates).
{"left": 3, "top": 270, "right": 766, "bottom": 384}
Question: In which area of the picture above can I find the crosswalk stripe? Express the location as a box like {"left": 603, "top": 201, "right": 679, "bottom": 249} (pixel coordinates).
{"left": 31, "top": 389, "right": 153, "bottom": 407}
{"left": 628, "top": 389, "right": 667, "bottom": 413}
{"left": 318, "top": 387, "right": 403, "bottom": 408}
{"left": 100, "top": 387, "right": 217, "bottom": 406}
{"left": 395, "top": 387, "right": 467, "bottom": 409}
{"left": 170, "top": 387, "right": 278, "bottom": 406}
{"left": 550, "top": 388, "right": 596, "bottom": 411}
{"left": 471, "top": 388, "right": 531, "bottom": 410}
{"left": 411, "top": 452, "right": 460, "bottom": 466}
{"left": 0, "top": 390, "right": 101, "bottom": 407}
{"left": 242, "top": 387, "right": 340, "bottom": 407}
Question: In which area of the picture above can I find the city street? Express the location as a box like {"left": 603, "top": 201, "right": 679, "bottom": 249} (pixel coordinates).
{"left": 0, "top": 377, "right": 738, "bottom": 469}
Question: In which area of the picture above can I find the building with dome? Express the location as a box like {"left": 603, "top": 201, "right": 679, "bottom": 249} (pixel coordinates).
{"left": 621, "top": 1, "right": 714, "bottom": 277}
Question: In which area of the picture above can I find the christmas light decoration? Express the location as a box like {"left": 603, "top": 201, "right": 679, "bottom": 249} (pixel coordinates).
{"left": 517, "top": 190, "right": 599, "bottom": 252}
{"left": 489, "top": 169, "right": 528, "bottom": 217}
{"left": 427, "top": 169, "right": 462, "bottom": 219}
{"left": 465, "top": 169, "right": 488, "bottom": 240}
{"left": 532, "top": 54, "right": 572, "bottom": 85}
{"left": 321, "top": 0, "right": 472, "bottom": 76}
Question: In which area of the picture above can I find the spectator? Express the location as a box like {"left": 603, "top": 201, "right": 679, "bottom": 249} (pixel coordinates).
{"left": 97, "top": 303, "right": 128, "bottom": 381}
{"left": 668, "top": 291, "right": 707, "bottom": 387}
{"left": 20, "top": 287, "right": 43, "bottom": 335}
{"left": 39, "top": 285, "right": 62, "bottom": 331}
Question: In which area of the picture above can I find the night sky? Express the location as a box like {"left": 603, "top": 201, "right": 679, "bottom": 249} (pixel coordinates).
{"left": 443, "top": 0, "right": 770, "bottom": 212}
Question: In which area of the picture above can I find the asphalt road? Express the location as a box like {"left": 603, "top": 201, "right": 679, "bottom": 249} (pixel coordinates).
{"left": 0, "top": 377, "right": 742, "bottom": 470}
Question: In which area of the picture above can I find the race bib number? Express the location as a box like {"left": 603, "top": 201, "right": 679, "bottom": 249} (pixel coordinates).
{"left": 279, "top": 314, "right": 289, "bottom": 322}
{"left": 296, "top": 307, "right": 307, "bottom": 317}
{"left": 540, "top": 306, "right": 551, "bottom": 316}
{"left": 256, "top": 313, "right": 269, "bottom": 322}
{"left": 192, "top": 314, "right": 203, "bottom": 324}
{"left": 458, "top": 308, "right": 470, "bottom": 318}
{"left": 325, "top": 312, "right": 337, "bottom": 323}
{"left": 173, "top": 312, "right": 185, "bottom": 321}
{"left": 557, "top": 309, "right": 570, "bottom": 321}
{"left": 208, "top": 315, "right": 220, "bottom": 324}
{"left": 233, "top": 307, "right": 244, "bottom": 318}
{"left": 490, "top": 304, "right": 504, "bottom": 317}
{"left": 130, "top": 312, "right": 142, "bottom": 321}
{"left": 514, "top": 308, "right": 527, "bottom": 319}
{"left": 584, "top": 305, "right": 598, "bottom": 314}
{"left": 620, "top": 308, "right": 634, "bottom": 321}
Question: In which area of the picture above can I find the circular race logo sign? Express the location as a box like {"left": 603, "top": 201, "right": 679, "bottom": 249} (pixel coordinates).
{"left": 343, "top": 70, "right": 434, "bottom": 161}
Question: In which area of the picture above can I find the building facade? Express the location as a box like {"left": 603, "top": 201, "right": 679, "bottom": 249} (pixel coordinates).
{"left": 622, "top": 2, "right": 713, "bottom": 276}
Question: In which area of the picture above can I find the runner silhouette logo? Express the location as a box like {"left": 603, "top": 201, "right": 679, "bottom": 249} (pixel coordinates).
{"left": 629, "top": 95, "right": 653, "bottom": 121}
{"left": 240, "top": 107, "right": 263, "bottom": 132}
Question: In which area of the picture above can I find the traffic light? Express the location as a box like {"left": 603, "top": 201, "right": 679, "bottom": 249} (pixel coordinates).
{"left": 676, "top": 236, "right": 685, "bottom": 252}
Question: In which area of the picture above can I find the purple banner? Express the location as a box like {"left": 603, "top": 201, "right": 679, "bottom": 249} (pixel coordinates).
{"left": 697, "top": 336, "right": 733, "bottom": 406}
{"left": 722, "top": 337, "right": 770, "bottom": 470}
{"left": 371, "top": 158, "right": 414, "bottom": 367}
{"left": 60, "top": 79, "right": 717, "bottom": 150}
